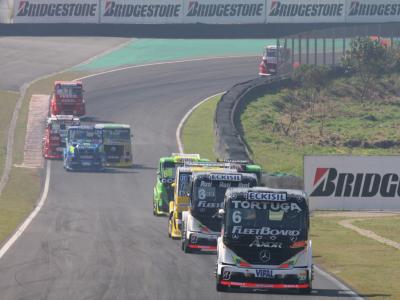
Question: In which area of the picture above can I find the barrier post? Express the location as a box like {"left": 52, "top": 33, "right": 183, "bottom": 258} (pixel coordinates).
{"left": 332, "top": 38, "right": 335, "bottom": 65}
{"left": 314, "top": 38, "right": 317, "bottom": 65}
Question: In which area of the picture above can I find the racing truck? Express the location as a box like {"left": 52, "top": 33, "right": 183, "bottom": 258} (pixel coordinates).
{"left": 63, "top": 125, "right": 105, "bottom": 171}
{"left": 181, "top": 171, "right": 257, "bottom": 253}
{"left": 50, "top": 81, "right": 86, "bottom": 116}
{"left": 215, "top": 187, "right": 312, "bottom": 293}
{"left": 153, "top": 153, "right": 208, "bottom": 216}
{"left": 42, "top": 115, "right": 80, "bottom": 159}
{"left": 217, "top": 159, "right": 262, "bottom": 182}
{"left": 95, "top": 124, "right": 133, "bottom": 167}
{"left": 259, "top": 45, "right": 291, "bottom": 76}
{"left": 168, "top": 164, "right": 232, "bottom": 239}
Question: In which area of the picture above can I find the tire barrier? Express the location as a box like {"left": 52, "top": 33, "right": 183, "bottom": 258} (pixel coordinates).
{"left": 214, "top": 75, "right": 304, "bottom": 189}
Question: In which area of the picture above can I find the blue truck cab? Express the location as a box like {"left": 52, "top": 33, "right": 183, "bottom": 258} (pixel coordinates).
{"left": 63, "top": 125, "right": 105, "bottom": 171}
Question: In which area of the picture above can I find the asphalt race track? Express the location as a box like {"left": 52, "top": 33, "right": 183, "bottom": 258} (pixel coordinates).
{"left": 0, "top": 57, "right": 360, "bottom": 300}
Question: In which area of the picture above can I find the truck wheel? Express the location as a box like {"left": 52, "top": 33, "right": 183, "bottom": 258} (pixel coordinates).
{"left": 299, "top": 282, "right": 312, "bottom": 294}
{"left": 153, "top": 201, "right": 157, "bottom": 216}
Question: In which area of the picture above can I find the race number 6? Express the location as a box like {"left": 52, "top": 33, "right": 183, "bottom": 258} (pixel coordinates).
{"left": 232, "top": 211, "right": 241, "bottom": 223}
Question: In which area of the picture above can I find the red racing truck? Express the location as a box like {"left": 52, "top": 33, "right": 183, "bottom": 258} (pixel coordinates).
{"left": 43, "top": 115, "right": 80, "bottom": 159}
{"left": 50, "top": 81, "right": 86, "bottom": 116}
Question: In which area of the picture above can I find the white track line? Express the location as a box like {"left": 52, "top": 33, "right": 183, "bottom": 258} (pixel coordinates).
{"left": 176, "top": 92, "right": 225, "bottom": 153}
{"left": 0, "top": 161, "right": 50, "bottom": 259}
{"left": 175, "top": 93, "right": 365, "bottom": 299}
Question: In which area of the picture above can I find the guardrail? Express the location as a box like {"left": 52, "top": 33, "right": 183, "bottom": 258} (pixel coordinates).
{"left": 214, "top": 75, "right": 303, "bottom": 189}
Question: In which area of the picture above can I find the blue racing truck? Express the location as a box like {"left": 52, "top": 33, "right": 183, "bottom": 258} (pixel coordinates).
{"left": 63, "top": 125, "right": 105, "bottom": 171}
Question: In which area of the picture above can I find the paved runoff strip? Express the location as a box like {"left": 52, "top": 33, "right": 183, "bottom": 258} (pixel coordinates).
{"left": 17, "top": 94, "right": 49, "bottom": 168}
{"left": 339, "top": 219, "right": 400, "bottom": 250}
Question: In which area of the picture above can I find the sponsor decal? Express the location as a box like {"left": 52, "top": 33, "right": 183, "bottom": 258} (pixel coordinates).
{"left": 200, "top": 181, "right": 212, "bottom": 187}
{"left": 197, "top": 201, "right": 223, "bottom": 208}
{"left": 232, "top": 226, "right": 300, "bottom": 236}
{"left": 269, "top": 0, "right": 344, "bottom": 17}
{"left": 186, "top": 1, "right": 264, "bottom": 17}
{"left": 232, "top": 200, "right": 301, "bottom": 212}
{"left": 258, "top": 250, "right": 271, "bottom": 263}
{"left": 103, "top": 0, "right": 181, "bottom": 18}
{"left": 209, "top": 173, "right": 242, "bottom": 181}
{"left": 250, "top": 236, "right": 282, "bottom": 248}
{"left": 17, "top": 1, "right": 97, "bottom": 17}
{"left": 348, "top": 1, "right": 400, "bottom": 16}
{"left": 311, "top": 168, "right": 400, "bottom": 197}
{"left": 247, "top": 191, "right": 287, "bottom": 201}
{"left": 161, "top": 178, "right": 174, "bottom": 184}
{"left": 256, "top": 268, "right": 273, "bottom": 277}
{"left": 222, "top": 270, "right": 232, "bottom": 280}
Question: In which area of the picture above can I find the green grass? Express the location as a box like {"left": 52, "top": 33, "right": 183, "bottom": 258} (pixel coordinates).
{"left": 182, "top": 94, "right": 221, "bottom": 160}
{"left": 312, "top": 215, "right": 400, "bottom": 300}
{"left": 241, "top": 75, "right": 400, "bottom": 177}
{"left": 0, "top": 91, "right": 18, "bottom": 175}
{"left": 354, "top": 216, "right": 400, "bottom": 245}
{"left": 0, "top": 168, "right": 41, "bottom": 243}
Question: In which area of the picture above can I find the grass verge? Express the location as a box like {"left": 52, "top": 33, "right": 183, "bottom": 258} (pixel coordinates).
{"left": 0, "top": 91, "right": 18, "bottom": 175}
{"left": 241, "top": 74, "right": 400, "bottom": 177}
{"left": 181, "top": 94, "right": 221, "bottom": 160}
{"left": 312, "top": 214, "right": 400, "bottom": 299}
{"left": 0, "top": 71, "right": 87, "bottom": 245}
{"left": 354, "top": 216, "right": 400, "bottom": 245}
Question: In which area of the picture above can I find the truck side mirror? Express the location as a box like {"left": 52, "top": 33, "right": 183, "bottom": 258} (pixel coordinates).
{"left": 171, "top": 182, "right": 176, "bottom": 188}
{"left": 218, "top": 209, "right": 225, "bottom": 218}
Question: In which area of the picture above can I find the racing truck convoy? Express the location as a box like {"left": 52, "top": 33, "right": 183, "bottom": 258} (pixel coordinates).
{"left": 63, "top": 125, "right": 104, "bottom": 171}
{"left": 42, "top": 115, "right": 80, "bottom": 159}
{"left": 50, "top": 81, "right": 86, "bottom": 116}
{"left": 181, "top": 171, "right": 258, "bottom": 253}
{"left": 168, "top": 161, "right": 262, "bottom": 239}
{"left": 95, "top": 124, "right": 133, "bottom": 167}
{"left": 153, "top": 153, "right": 208, "bottom": 216}
{"left": 215, "top": 187, "right": 312, "bottom": 293}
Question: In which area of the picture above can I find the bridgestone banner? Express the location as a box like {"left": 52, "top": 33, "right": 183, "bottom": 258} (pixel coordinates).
{"left": 346, "top": 0, "right": 400, "bottom": 23}
{"left": 183, "top": 0, "right": 266, "bottom": 24}
{"left": 14, "top": 0, "right": 99, "bottom": 23}
{"left": 266, "top": 0, "right": 346, "bottom": 23}
{"left": 304, "top": 156, "right": 400, "bottom": 210}
{"left": 100, "top": 0, "right": 183, "bottom": 24}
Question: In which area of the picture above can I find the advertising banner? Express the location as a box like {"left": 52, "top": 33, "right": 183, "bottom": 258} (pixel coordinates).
{"left": 182, "top": 0, "right": 266, "bottom": 24}
{"left": 14, "top": 0, "right": 99, "bottom": 23}
{"left": 100, "top": 0, "right": 183, "bottom": 24}
{"left": 304, "top": 156, "right": 400, "bottom": 210}
{"left": 266, "top": 0, "right": 346, "bottom": 23}
{"left": 346, "top": 0, "right": 400, "bottom": 23}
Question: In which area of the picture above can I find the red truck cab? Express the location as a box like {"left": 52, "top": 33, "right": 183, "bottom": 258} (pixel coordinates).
{"left": 259, "top": 46, "right": 291, "bottom": 76}
{"left": 50, "top": 81, "right": 86, "bottom": 116}
{"left": 43, "top": 115, "right": 80, "bottom": 159}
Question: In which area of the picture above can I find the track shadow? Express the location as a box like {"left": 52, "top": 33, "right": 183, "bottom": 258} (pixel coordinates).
{"left": 80, "top": 116, "right": 115, "bottom": 124}
{"left": 133, "top": 164, "right": 157, "bottom": 171}
{"left": 102, "top": 168, "right": 138, "bottom": 174}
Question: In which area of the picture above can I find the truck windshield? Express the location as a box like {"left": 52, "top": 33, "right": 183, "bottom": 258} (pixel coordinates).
{"left": 103, "top": 128, "right": 130, "bottom": 143}
{"left": 225, "top": 195, "right": 308, "bottom": 244}
{"left": 69, "top": 129, "right": 102, "bottom": 144}
{"left": 192, "top": 178, "right": 256, "bottom": 217}
{"left": 161, "top": 161, "right": 176, "bottom": 179}
{"left": 56, "top": 85, "right": 82, "bottom": 98}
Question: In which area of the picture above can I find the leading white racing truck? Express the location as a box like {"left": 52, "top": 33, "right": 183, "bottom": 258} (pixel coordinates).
{"left": 215, "top": 187, "right": 312, "bottom": 293}
{"left": 181, "top": 171, "right": 258, "bottom": 253}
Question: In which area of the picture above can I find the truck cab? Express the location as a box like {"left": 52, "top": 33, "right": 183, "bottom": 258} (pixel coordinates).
{"left": 50, "top": 81, "right": 86, "bottom": 116}
{"left": 43, "top": 115, "right": 80, "bottom": 159}
{"left": 95, "top": 124, "right": 133, "bottom": 167}
{"left": 153, "top": 153, "right": 208, "bottom": 216}
{"left": 216, "top": 187, "right": 312, "bottom": 293}
{"left": 181, "top": 171, "right": 258, "bottom": 253}
{"left": 168, "top": 164, "right": 230, "bottom": 239}
{"left": 63, "top": 125, "right": 104, "bottom": 171}
{"left": 259, "top": 46, "right": 291, "bottom": 76}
